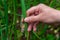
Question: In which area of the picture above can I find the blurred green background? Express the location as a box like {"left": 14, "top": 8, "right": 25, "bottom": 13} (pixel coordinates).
{"left": 0, "top": 0, "right": 60, "bottom": 40}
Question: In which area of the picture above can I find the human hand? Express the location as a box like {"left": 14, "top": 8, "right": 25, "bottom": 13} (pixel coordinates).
{"left": 24, "top": 4, "right": 60, "bottom": 32}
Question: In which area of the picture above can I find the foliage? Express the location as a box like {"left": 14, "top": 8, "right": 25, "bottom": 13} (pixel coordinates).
{"left": 0, "top": 0, "right": 60, "bottom": 40}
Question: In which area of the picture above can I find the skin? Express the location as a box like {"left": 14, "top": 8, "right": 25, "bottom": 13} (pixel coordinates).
{"left": 24, "top": 4, "right": 60, "bottom": 32}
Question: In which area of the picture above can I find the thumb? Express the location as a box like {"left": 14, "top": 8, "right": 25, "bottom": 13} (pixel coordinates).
{"left": 24, "top": 16, "right": 39, "bottom": 23}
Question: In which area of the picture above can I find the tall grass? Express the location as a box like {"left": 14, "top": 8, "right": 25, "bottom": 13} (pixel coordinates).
{"left": 3, "top": 0, "right": 8, "bottom": 40}
{"left": 0, "top": 0, "right": 60, "bottom": 40}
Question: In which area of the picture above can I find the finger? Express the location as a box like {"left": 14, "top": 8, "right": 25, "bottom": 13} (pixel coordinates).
{"left": 33, "top": 22, "right": 39, "bottom": 32}
{"left": 26, "top": 6, "right": 37, "bottom": 16}
{"left": 24, "top": 12, "right": 44, "bottom": 23}
{"left": 24, "top": 15, "right": 39, "bottom": 23}
{"left": 28, "top": 23, "right": 33, "bottom": 32}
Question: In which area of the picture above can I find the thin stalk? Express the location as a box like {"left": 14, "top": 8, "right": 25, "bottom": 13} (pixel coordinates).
{"left": 49, "top": 0, "right": 56, "bottom": 8}
{"left": 33, "top": 31, "right": 40, "bottom": 39}
{"left": 0, "top": 14, "right": 3, "bottom": 40}
{"left": 26, "top": 0, "right": 31, "bottom": 9}
{"left": 20, "top": 0, "right": 28, "bottom": 40}
{"left": 0, "top": 1, "right": 2, "bottom": 39}
{"left": 12, "top": 0, "right": 17, "bottom": 40}
{"left": 41, "top": 24, "right": 48, "bottom": 35}
{"left": 20, "top": 0, "right": 26, "bottom": 18}
{"left": 9, "top": 0, "right": 13, "bottom": 40}
{"left": 3, "top": 0, "right": 8, "bottom": 40}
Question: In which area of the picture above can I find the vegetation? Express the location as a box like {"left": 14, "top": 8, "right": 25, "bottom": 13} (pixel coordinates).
{"left": 0, "top": 0, "right": 60, "bottom": 40}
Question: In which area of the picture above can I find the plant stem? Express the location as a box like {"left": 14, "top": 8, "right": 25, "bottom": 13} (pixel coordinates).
{"left": 20, "top": 0, "right": 29, "bottom": 40}
{"left": 3, "top": 0, "right": 8, "bottom": 40}
{"left": 12, "top": 0, "right": 17, "bottom": 40}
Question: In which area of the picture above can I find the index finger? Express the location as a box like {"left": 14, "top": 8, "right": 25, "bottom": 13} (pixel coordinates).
{"left": 26, "top": 6, "right": 37, "bottom": 16}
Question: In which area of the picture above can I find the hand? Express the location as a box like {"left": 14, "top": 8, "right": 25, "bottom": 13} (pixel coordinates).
{"left": 24, "top": 4, "right": 60, "bottom": 32}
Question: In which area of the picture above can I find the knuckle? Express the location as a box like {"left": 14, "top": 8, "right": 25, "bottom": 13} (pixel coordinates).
{"left": 38, "top": 3, "right": 45, "bottom": 6}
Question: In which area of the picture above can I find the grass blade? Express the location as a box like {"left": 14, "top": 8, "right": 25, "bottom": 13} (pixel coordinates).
{"left": 20, "top": 0, "right": 29, "bottom": 40}
{"left": 3, "top": 0, "right": 8, "bottom": 40}
{"left": 12, "top": 0, "right": 17, "bottom": 40}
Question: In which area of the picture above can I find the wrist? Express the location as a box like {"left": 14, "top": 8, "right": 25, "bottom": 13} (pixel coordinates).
{"left": 54, "top": 10, "right": 60, "bottom": 23}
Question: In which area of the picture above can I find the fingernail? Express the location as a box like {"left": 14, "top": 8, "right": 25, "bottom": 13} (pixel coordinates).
{"left": 24, "top": 18, "right": 29, "bottom": 22}
{"left": 33, "top": 28, "right": 36, "bottom": 32}
{"left": 28, "top": 29, "right": 31, "bottom": 32}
